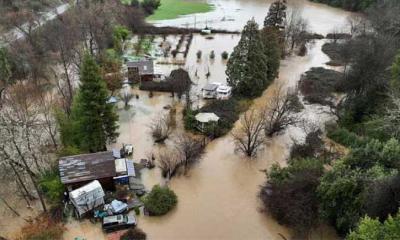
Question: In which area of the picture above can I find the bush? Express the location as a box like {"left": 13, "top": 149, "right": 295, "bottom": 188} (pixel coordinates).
{"left": 260, "top": 158, "right": 324, "bottom": 236}
{"left": 141, "top": 0, "right": 161, "bottom": 14}
{"left": 143, "top": 185, "right": 177, "bottom": 216}
{"left": 184, "top": 98, "right": 252, "bottom": 138}
{"left": 39, "top": 169, "right": 64, "bottom": 204}
{"left": 299, "top": 67, "right": 344, "bottom": 105}
{"left": 209, "top": 50, "right": 215, "bottom": 59}
{"left": 327, "top": 127, "right": 370, "bottom": 148}
{"left": 17, "top": 215, "right": 65, "bottom": 240}
{"left": 56, "top": 145, "right": 82, "bottom": 158}
{"left": 196, "top": 50, "right": 202, "bottom": 60}
{"left": 120, "top": 228, "right": 147, "bottom": 240}
{"left": 221, "top": 51, "right": 229, "bottom": 60}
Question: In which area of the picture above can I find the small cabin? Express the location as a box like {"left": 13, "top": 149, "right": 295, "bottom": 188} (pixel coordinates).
{"left": 127, "top": 58, "right": 154, "bottom": 83}
{"left": 59, "top": 151, "right": 117, "bottom": 191}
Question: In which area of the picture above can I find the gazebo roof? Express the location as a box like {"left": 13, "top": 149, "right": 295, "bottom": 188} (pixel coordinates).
{"left": 195, "top": 112, "right": 220, "bottom": 123}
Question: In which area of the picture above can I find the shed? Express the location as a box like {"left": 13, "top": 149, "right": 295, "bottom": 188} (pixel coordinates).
{"left": 195, "top": 112, "right": 220, "bottom": 132}
{"left": 127, "top": 58, "right": 154, "bottom": 83}
{"left": 69, "top": 180, "right": 105, "bottom": 218}
{"left": 59, "top": 151, "right": 116, "bottom": 190}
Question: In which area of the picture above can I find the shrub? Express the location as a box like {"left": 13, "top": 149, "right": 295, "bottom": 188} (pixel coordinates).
{"left": 209, "top": 50, "right": 215, "bottom": 59}
{"left": 299, "top": 67, "right": 344, "bottom": 105}
{"left": 260, "top": 158, "right": 324, "bottom": 236}
{"left": 120, "top": 228, "right": 147, "bottom": 240}
{"left": 141, "top": 0, "right": 161, "bottom": 14}
{"left": 184, "top": 98, "right": 252, "bottom": 138}
{"left": 56, "top": 145, "right": 82, "bottom": 157}
{"left": 196, "top": 50, "right": 202, "bottom": 60}
{"left": 327, "top": 127, "right": 369, "bottom": 148}
{"left": 221, "top": 51, "right": 229, "bottom": 60}
{"left": 39, "top": 169, "right": 64, "bottom": 204}
{"left": 143, "top": 185, "right": 177, "bottom": 216}
{"left": 17, "top": 215, "right": 65, "bottom": 240}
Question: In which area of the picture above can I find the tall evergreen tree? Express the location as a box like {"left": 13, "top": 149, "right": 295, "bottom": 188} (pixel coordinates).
{"left": 226, "top": 19, "right": 269, "bottom": 98}
{"left": 67, "top": 54, "right": 118, "bottom": 152}
{"left": 264, "top": 0, "right": 287, "bottom": 30}
{"left": 0, "top": 48, "right": 11, "bottom": 100}
{"left": 391, "top": 51, "right": 400, "bottom": 94}
{"left": 261, "top": 27, "right": 281, "bottom": 81}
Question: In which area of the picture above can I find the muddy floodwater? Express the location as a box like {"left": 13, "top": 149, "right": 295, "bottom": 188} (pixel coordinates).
{"left": 150, "top": 0, "right": 353, "bottom": 35}
{"left": 59, "top": 1, "right": 355, "bottom": 239}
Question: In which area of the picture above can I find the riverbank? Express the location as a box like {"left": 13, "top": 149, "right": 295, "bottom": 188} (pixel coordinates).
{"left": 147, "top": 0, "right": 213, "bottom": 21}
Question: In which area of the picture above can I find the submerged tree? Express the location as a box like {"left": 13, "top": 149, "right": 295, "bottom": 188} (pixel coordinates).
{"left": 264, "top": 85, "right": 303, "bottom": 137}
{"left": 149, "top": 112, "right": 173, "bottom": 143}
{"left": 61, "top": 54, "right": 119, "bottom": 152}
{"left": 226, "top": 19, "right": 269, "bottom": 98}
{"left": 232, "top": 110, "right": 266, "bottom": 157}
{"left": 174, "top": 134, "right": 204, "bottom": 173}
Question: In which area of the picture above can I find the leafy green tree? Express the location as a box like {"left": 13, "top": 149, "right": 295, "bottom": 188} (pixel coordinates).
{"left": 113, "top": 25, "right": 130, "bottom": 54}
{"left": 61, "top": 54, "right": 118, "bottom": 152}
{"left": 318, "top": 161, "right": 366, "bottom": 235}
{"left": 226, "top": 19, "right": 269, "bottom": 98}
{"left": 143, "top": 185, "right": 177, "bottom": 216}
{"left": 261, "top": 27, "right": 281, "bottom": 81}
{"left": 347, "top": 211, "right": 400, "bottom": 240}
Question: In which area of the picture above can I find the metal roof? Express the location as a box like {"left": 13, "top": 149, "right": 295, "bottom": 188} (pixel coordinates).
{"left": 59, "top": 151, "right": 116, "bottom": 184}
{"left": 195, "top": 112, "right": 220, "bottom": 123}
{"left": 202, "top": 83, "right": 219, "bottom": 91}
{"left": 127, "top": 59, "right": 154, "bottom": 75}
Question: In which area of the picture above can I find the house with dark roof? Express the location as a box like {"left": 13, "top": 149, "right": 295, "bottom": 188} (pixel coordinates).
{"left": 127, "top": 58, "right": 154, "bottom": 83}
{"left": 59, "top": 151, "right": 117, "bottom": 191}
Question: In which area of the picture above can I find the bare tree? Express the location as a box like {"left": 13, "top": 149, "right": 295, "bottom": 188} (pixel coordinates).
{"left": 174, "top": 134, "right": 204, "bottom": 173}
{"left": 121, "top": 90, "right": 133, "bottom": 109}
{"left": 284, "top": 7, "right": 309, "bottom": 52}
{"left": 157, "top": 150, "right": 180, "bottom": 180}
{"left": 149, "top": 112, "right": 173, "bottom": 143}
{"left": 264, "top": 85, "right": 302, "bottom": 137}
{"left": 232, "top": 109, "right": 266, "bottom": 157}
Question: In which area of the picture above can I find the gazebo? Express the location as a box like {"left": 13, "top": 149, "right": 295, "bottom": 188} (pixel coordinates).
{"left": 195, "top": 112, "right": 220, "bottom": 132}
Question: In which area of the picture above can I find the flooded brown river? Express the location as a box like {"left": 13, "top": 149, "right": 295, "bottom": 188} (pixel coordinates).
{"left": 61, "top": 1, "right": 355, "bottom": 240}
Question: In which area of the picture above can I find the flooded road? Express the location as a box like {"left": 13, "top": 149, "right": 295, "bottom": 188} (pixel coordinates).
{"left": 61, "top": 1, "right": 354, "bottom": 239}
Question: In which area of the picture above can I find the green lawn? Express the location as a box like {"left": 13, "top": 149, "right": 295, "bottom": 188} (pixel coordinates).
{"left": 147, "top": 0, "right": 213, "bottom": 21}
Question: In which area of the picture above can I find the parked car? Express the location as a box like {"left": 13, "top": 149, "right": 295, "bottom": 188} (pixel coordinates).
{"left": 102, "top": 212, "right": 137, "bottom": 233}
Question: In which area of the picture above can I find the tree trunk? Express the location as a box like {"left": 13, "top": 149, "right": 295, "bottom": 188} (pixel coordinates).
{"left": 11, "top": 131, "right": 47, "bottom": 212}
{"left": 0, "top": 196, "right": 20, "bottom": 217}
{"left": 10, "top": 161, "right": 34, "bottom": 202}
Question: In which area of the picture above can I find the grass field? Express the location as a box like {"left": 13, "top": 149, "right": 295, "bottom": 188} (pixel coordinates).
{"left": 146, "top": 0, "right": 213, "bottom": 21}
